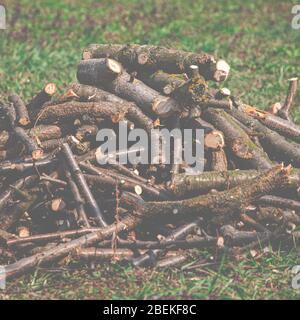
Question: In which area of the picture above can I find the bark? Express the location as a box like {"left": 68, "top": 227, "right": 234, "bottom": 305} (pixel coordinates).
{"left": 2, "top": 102, "right": 43, "bottom": 159}
{"left": 132, "top": 219, "right": 201, "bottom": 267}
{"left": 27, "top": 83, "right": 57, "bottom": 110}
{"left": 64, "top": 168, "right": 90, "bottom": 227}
{"left": 140, "top": 69, "right": 232, "bottom": 110}
{"left": 0, "top": 125, "right": 66, "bottom": 150}
{"left": 81, "top": 163, "right": 171, "bottom": 201}
{"left": 243, "top": 105, "right": 300, "bottom": 143}
{"left": 203, "top": 108, "right": 272, "bottom": 170}
{"left": 8, "top": 94, "right": 30, "bottom": 126}
{"left": 169, "top": 168, "right": 300, "bottom": 197}
{"left": 35, "top": 101, "right": 153, "bottom": 133}
{"left": 210, "top": 148, "right": 228, "bottom": 172}
{"left": 0, "top": 175, "right": 37, "bottom": 212}
{"left": 0, "top": 156, "right": 56, "bottom": 175}
{"left": 227, "top": 102, "right": 300, "bottom": 167}
{"left": 143, "top": 165, "right": 290, "bottom": 218}
{"left": 278, "top": 77, "right": 298, "bottom": 121}
{"left": 7, "top": 229, "right": 217, "bottom": 249}
{"left": 0, "top": 165, "right": 290, "bottom": 280}
{"left": 67, "top": 83, "right": 126, "bottom": 103}
{"left": 140, "top": 70, "right": 189, "bottom": 95}
{"left": 77, "top": 59, "right": 181, "bottom": 118}
{"left": 256, "top": 206, "right": 300, "bottom": 225}
{"left": 220, "top": 225, "right": 269, "bottom": 246}
{"left": 75, "top": 125, "right": 98, "bottom": 141}
{"left": 82, "top": 44, "right": 230, "bottom": 81}
{"left": 257, "top": 195, "right": 300, "bottom": 211}
{"left": 77, "top": 58, "right": 122, "bottom": 85}
{"left": 13, "top": 127, "right": 43, "bottom": 160}
{"left": 61, "top": 143, "right": 107, "bottom": 227}
{"left": 40, "top": 137, "right": 66, "bottom": 152}
{"left": 0, "top": 188, "right": 38, "bottom": 230}
{"left": 156, "top": 254, "right": 187, "bottom": 268}
{"left": 0, "top": 214, "right": 140, "bottom": 281}
{"left": 76, "top": 248, "right": 137, "bottom": 261}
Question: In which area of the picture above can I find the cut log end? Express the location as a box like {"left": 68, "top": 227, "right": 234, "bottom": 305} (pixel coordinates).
{"left": 106, "top": 58, "right": 122, "bottom": 75}
{"left": 18, "top": 117, "right": 31, "bottom": 126}
{"left": 137, "top": 53, "right": 149, "bottom": 65}
{"left": 44, "top": 83, "right": 57, "bottom": 96}
{"left": 219, "top": 88, "right": 231, "bottom": 97}
{"left": 214, "top": 59, "right": 230, "bottom": 82}
{"left": 32, "top": 148, "right": 44, "bottom": 160}
{"left": 82, "top": 50, "right": 92, "bottom": 60}
{"left": 204, "top": 130, "right": 225, "bottom": 149}
{"left": 190, "top": 65, "right": 200, "bottom": 78}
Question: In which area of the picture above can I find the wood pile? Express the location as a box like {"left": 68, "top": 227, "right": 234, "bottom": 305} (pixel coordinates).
{"left": 0, "top": 44, "right": 299, "bottom": 281}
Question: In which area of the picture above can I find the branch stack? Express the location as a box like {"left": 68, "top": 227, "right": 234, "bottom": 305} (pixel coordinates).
{"left": 0, "top": 44, "right": 299, "bottom": 282}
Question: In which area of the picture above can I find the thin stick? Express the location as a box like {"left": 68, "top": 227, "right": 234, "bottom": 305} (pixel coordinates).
{"left": 278, "top": 77, "right": 298, "bottom": 120}
{"left": 60, "top": 143, "right": 107, "bottom": 227}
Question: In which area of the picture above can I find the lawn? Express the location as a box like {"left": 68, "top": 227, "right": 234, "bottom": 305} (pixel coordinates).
{"left": 0, "top": 0, "right": 300, "bottom": 299}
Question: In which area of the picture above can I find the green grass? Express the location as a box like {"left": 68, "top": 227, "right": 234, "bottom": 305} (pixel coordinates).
{"left": 0, "top": 0, "right": 300, "bottom": 299}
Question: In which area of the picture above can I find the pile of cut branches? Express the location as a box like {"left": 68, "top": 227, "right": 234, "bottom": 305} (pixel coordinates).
{"left": 0, "top": 44, "right": 299, "bottom": 281}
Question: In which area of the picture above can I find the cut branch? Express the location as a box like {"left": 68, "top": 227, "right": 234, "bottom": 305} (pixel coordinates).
{"left": 60, "top": 143, "right": 107, "bottom": 227}
{"left": 82, "top": 44, "right": 230, "bottom": 81}
{"left": 77, "top": 59, "right": 181, "bottom": 117}
{"left": 8, "top": 94, "right": 30, "bottom": 126}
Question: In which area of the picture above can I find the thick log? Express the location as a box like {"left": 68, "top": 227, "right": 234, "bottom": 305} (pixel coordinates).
{"left": 203, "top": 108, "right": 272, "bottom": 170}
{"left": 77, "top": 59, "right": 181, "bottom": 118}
{"left": 169, "top": 168, "right": 300, "bottom": 197}
{"left": 67, "top": 83, "right": 126, "bottom": 103}
{"left": 143, "top": 165, "right": 290, "bottom": 218}
{"left": 36, "top": 101, "right": 153, "bottom": 133}
{"left": 8, "top": 94, "right": 30, "bottom": 126}
{"left": 82, "top": 44, "right": 230, "bottom": 81}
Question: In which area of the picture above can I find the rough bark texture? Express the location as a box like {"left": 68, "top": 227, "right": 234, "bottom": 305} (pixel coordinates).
{"left": 61, "top": 143, "right": 107, "bottom": 227}
{"left": 8, "top": 94, "right": 30, "bottom": 126}
{"left": 169, "top": 168, "right": 300, "bottom": 197}
{"left": 77, "top": 59, "right": 181, "bottom": 118}
{"left": 203, "top": 108, "right": 272, "bottom": 170}
{"left": 278, "top": 77, "right": 298, "bottom": 120}
{"left": 227, "top": 103, "right": 300, "bottom": 167}
{"left": 82, "top": 44, "right": 230, "bottom": 81}
{"left": 243, "top": 105, "right": 300, "bottom": 143}
{"left": 27, "top": 83, "right": 56, "bottom": 110}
